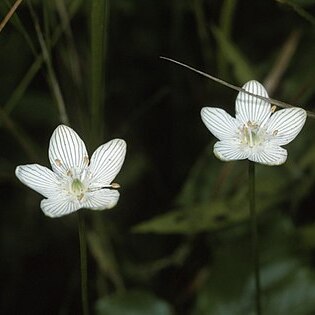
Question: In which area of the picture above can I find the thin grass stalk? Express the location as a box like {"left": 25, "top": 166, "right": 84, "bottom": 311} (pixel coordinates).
{"left": 217, "top": 0, "right": 237, "bottom": 77}
{"left": 3, "top": 0, "right": 36, "bottom": 53}
{"left": 0, "top": 0, "right": 22, "bottom": 33}
{"left": 27, "top": 1, "right": 69, "bottom": 125}
{"left": 55, "top": 0, "right": 82, "bottom": 86}
{"left": 277, "top": 0, "right": 315, "bottom": 25}
{"left": 249, "top": 161, "right": 261, "bottom": 315}
{"left": 78, "top": 211, "right": 90, "bottom": 315}
{"left": 192, "top": 0, "right": 212, "bottom": 69}
{"left": 90, "top": 0, "right": 109, "bottom": 142}
{"left": 160, "top": 57, "right": 315, "bottom": 119}
{"left": 3, "top": 0, "right": 82, "bottom": 116}
{"left": 0, "top": 108, "right": 38, "bottom": 160}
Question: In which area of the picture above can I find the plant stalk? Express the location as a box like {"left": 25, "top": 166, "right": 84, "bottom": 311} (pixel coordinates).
{"left": 249, "top": 161, "right": 261, "bottom": 315}
{"left": 78, "top": 211, "right": 89, "bottom": 315}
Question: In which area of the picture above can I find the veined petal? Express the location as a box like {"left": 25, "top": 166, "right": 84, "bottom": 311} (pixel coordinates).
{"left": 89, "top": 139, "right": 126, "bottom": 186}
{"left": 213, "top": 140, "right": 249, "bottom": 161}
{"left": 235, "top": 80, "right": 271, "bottom": 125}
{"left": 266, "top": 107, "right": 307, "bottom": 146}
{"left": 84, "top": 189, "right": 120, "bottom": 210}
{"left": 249, "top": 145, "right": 287, "bottom": 166}
{"left": 15, "top": 164, "right": 60, "bottom": 198}
{"left": 49, "top": 125, "right": 89, "bottom": 177}
{"left": 41, "top": 196, "right": 81, "bottom": 218}
{"left": 201, "top": 107, "right": 239, "bottom": 141}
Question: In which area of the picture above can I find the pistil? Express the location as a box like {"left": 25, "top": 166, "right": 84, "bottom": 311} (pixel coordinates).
{"left": 71, "top": 178, "right": 86, "bottom": 201}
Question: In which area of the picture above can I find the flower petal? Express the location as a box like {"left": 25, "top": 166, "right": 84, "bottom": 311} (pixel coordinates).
{"left": 235, "top": 80, "right": 271, "bottom": 125}
{"left": 249, "top": 145, "right": 287, "bottom": 166}
{"left": 213, "top": 140, "right": 249, "bottom": 161}
{"left": 84, "top": 189, "right": 120, "bottom": 210}
{"left": 266, "top": 107, "right": 307, "bottom": 146}
{"left": 15, "top": 164, "right": 59, "bottom": 198}
{"left": 88, "top": 139, "right": 126, "bottom": 186}
{"left": 49, "top": 125, "right": 89, "bottom": 177}
{"left": 201, "top": 107, "right": 239, "bottom": 141}
{"left": 40, "top": 196, "right": 81, "bottom": 218}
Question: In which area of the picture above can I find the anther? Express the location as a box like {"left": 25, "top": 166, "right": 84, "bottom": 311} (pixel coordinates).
{"left": 55, "top": 159, "right": 62, "bottom": 166}
{"left": 83, "top": 156, "right": 89, "bottom": 165}
{"left": 111, "top": 183, "right": 120, "bottom": 189}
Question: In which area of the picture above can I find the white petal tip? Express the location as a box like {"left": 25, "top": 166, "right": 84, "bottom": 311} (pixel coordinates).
{"left": 213, "top": 148, "right": 228, "bottom": 162}
{"left": 106, "top": 198, "right": 119, "bottom": 209}
{"left": 110, "top": 138, "right": 127, "bottom": 152}
{"left": 15, "top": 165, "right": 21, "bottom": 177}
{"left": 242, "top": 80, "right": 267, "bottom": 94}
{"left": 200, "top": 107, "right": 208, "bottom": 115}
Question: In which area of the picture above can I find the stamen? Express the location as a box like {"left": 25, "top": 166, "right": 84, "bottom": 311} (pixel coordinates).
{"left": 55, "top": 159, "right": 62, "bottom": 166}
{"left": 87, "top": 182, "right": 121, "bottom": 192}
{"left": 271, "top": 105, "right": 277, "bottom": 113}
{"left": 111, "top": 183, "right": 120, "bottom": 189}
{"left": 273, "top": 130, "right": 278, "bottom": 136}
{"left": 247, "top": 121, "right": 254, "bottom": 147}
{"left": 83, "top": 156, "right": 89, "bottom": 165}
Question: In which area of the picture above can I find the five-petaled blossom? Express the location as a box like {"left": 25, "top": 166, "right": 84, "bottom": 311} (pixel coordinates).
{"left": 15, "top": 125, "right": 126, "bottom": 217}
{"left": 201, "top": 80, "right": 307, "bottom": 166}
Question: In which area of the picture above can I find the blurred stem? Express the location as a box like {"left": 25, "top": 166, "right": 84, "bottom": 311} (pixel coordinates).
{"left": 90, "top": 0, "right": 109, "bottom": 142}
{"left": 192, "top": 0, "right": 212, "bottom": 69}
{"left": 263, "top": 30, "right": 300, "bottom": 95}
{"left": 78, "top": 211, "right": 89, "bottom": 315}
{"left": 28, "top": 1, "right": 69, "bottom": 125}
{"left": 249, "top": 161, "right": 261, "bottom": 315}
{"left": 87, "top": 221, "right": 125, "bottom": 293}
{"left": 55, "top": 0, "right": 82, "bottom": 87}
{"left": 0, "top": 108, "right": 38, "bottom": 160}
{"left": 217, "top": 0, "right": 237, "bottom": 77}
{"left": 276, "top": 0, "right": 315, "bottom": 25}
{"left": 3, "top": 0, "right": 81, "bottom": 116}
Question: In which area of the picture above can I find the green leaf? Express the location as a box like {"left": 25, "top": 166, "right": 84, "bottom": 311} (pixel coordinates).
{"left": 95, "top": 290, "right": 173, "bottom": 315}
{"left": 133, "top": 201, "right": 248, "bottom": 234}
{"left": 193, "top": 216, "right": 315, "bottom": 315}
{"left": 133, "top": 162, "right": 291, "bottom": 235}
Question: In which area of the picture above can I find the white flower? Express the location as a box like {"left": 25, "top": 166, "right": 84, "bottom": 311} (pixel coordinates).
{"left": 201, "top": 80, "right": 307, "bottom": 166}
{"left": 15, "top": 125, "right": 127, "bottom": 217}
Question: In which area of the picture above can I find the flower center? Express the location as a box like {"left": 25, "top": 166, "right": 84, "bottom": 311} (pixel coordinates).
{"left": 241, "top": 121, "right": 265, "bottom": 148}
{"left": 70, "top": 178, "right": 86, "bottom": 201}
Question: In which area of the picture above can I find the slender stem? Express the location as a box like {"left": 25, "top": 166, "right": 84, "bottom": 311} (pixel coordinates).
{"left": 28, "top": 1, "right": 69, "bottom": 125}
{"left": 77, "top": 211, "right": 89, "bottom": 315}
{"left": 248, "top": 161, "right": 261, "bottom": 315}
{"left": 160, "top": 56, "right": 315, "bottom": 119}
{"left": 0, "top": 0, "right": 22, "bottom": 33}
{"left": 90, "top": 0, "right": 110, "bottom": 143}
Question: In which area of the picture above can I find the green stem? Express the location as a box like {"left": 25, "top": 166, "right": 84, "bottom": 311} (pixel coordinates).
{"left": 248, "top": 161, "right": 261, "bottom": 315}
{"left": 90, "top": 0, "right": 110, "bottom": 143}
{"left": 78, "top": 211, "right": 89, "bottom": 315}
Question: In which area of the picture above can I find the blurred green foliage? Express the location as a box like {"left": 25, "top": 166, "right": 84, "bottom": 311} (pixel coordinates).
{"left": 1, "top": 0, "right": 315, "bottom": 314}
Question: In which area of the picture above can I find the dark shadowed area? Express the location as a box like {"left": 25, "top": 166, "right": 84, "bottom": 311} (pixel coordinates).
{"left": 1, "top": 0, "right": 315, "bottom": 314}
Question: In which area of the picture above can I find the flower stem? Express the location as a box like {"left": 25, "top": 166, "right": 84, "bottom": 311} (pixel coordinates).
{"left": 248, "top": 161, "right": 261, "bottom": 315}
{"left": 78, "top": 211, "right": 89, "bottom": 315}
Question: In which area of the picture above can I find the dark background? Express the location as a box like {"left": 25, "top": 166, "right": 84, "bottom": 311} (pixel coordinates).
{"left": 1, "top": 0, "right": 315, "bottom": 314}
